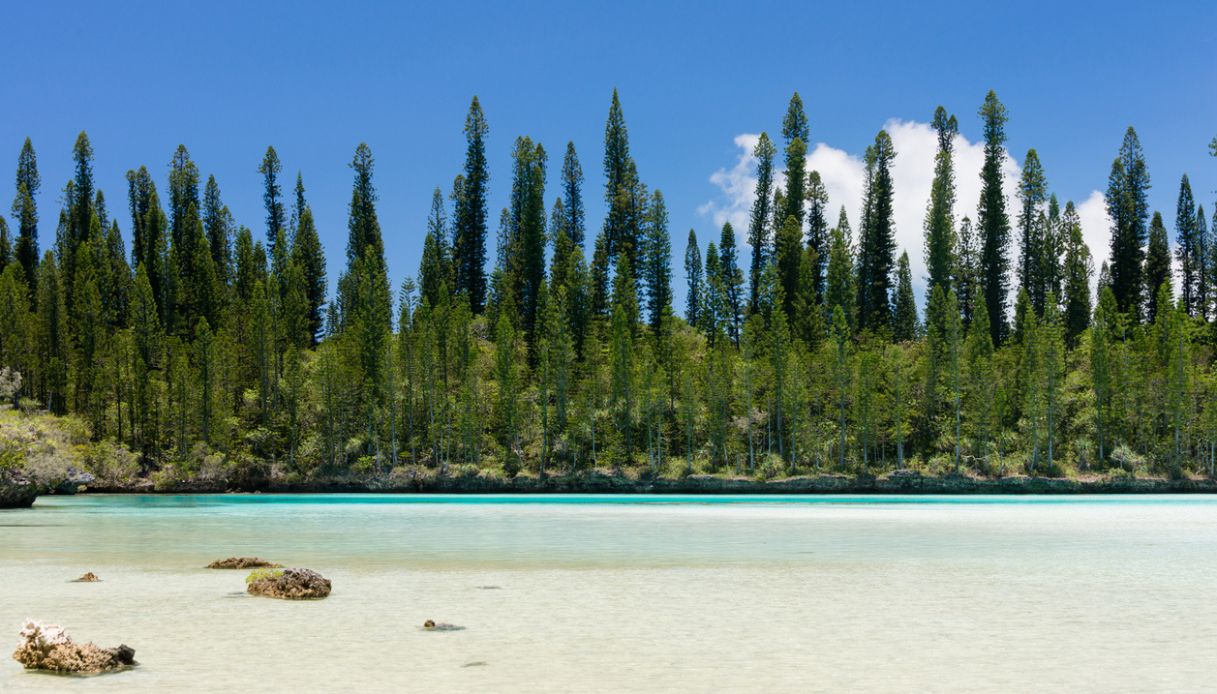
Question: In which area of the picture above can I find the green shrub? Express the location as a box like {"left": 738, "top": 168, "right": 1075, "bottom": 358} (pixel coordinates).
{"left": 1110, "top": 444, "right": 1144, "bottom": 474}
{"left": 756, "top": 453, "right": 786, "bottom": 481}
{"left": 0, "top": 441, "right": 23, "bottom": 472}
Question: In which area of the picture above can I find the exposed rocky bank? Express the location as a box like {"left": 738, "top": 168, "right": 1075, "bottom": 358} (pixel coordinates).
{"left": 78, "top": 468, "right": 1217, "bottom": 495}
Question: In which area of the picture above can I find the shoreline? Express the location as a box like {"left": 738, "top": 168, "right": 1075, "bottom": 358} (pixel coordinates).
{"left": 74, "top": 470, "right": 1217, "bottom": 496}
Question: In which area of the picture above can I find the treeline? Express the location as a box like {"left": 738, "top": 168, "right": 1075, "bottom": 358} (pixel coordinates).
{"left": 1, "top": 90, "right": 1217, "bottom": 481}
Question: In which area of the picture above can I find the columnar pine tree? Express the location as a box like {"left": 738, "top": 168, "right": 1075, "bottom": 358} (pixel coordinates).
{"left": 747, "top": 132, "right": 776, "bottom": 313}
{"left": 201, "top": 175, "right": 232, "bottom": 285}
{"left": 855, "top": 130, "right": 897, "bottom": 334}
{"left": 454, "top": 97, "right": 490, "bottom": 312}
{"left": 977, "top": 90, "right": 1011, "bottom": 345}
{"left": 1144, "top": 211, "right": 1172, "bottom": 322}
{"left": 560, "top": 142, "right": 585, "bottom": 247}
{"left": 603, "top": 89, "right": 638, "bottom": 271}
{"left": 419, "top": 187, "right": 452, "bottom": 309}
{"left": 1040, "top": 195, "right": 1064, "bottom": 311}
{"left": 924, "top": 106, "right": 958, "bottom": 301}
{"left": 169, "top": 145, "right": 200, "bottom": 253}
{"left": 716, "top": 224, "right": 744, "bottom": 344}
{"left": 1106, "top": 127, "right": 1151, "bottom": 320}
{"left": 504, "top": 137, "right": 547, "bottom": 353}
{"left": 825, "top": 208, "right": 856, "bottom": 330}
{"left": 641, "top": 190, "right": 672, "bottom": 333}
{"left": 684, "top": 229, "right": 703, "bottom": 328}
{"left": 780, "top": 93, "right": 809, "bottom": 228}
{"left": 774, "top": 215, "right": 802, "bottom": 320}
{"left": 13, "top": 138, "right": 41, "bottom": 289}
{"left": 955, "top": 216, "right": 979, "bottom": 326}
{"left": 1175, "top": 174, "right": 1200, "bottom": 316}
{"left": 259, "top": 146, "right": 286, "bottom": 251}
{"left": 805, "top": 170, "right": 829, "bottom": 302}
{"left": 1060, "top": 202, "right": 1092, "bottom": 347}
{"left": 892, "top": 252, "right": 917, "bottom": 341}
{"left": 1017, "top": 149, "right": 1048, "bottom": 313}
{"left": 36, "top": 251, "right": 68, "bottom": 414}
{"left": 1199, "top": 205, "right": 1211, "bottom": 320}
{"left": 290, "top": 180, "right": 326, "bottom": 345}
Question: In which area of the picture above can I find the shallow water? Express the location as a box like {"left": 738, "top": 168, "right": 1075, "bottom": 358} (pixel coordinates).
{"left": 1, "top": 494, "right": 1215, "bottom": 692}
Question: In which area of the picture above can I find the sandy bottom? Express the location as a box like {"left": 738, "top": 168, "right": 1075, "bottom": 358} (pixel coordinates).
{"left": 1, "top": 495, "right": 1215, "bottom": 692}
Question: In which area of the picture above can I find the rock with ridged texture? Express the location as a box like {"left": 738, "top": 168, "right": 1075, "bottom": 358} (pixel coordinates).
{"left": 12, "top": 620, "right": 136, "bottom": 674}
{"left": 245, "top": 568, "right": 331, "bottom": 599}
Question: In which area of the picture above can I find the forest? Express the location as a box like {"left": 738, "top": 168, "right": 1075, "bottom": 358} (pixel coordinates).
{"left": 2, "top": 90, "right": 1217, "bottom": 486}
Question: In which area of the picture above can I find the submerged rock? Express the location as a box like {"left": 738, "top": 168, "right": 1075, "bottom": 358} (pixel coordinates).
{"left": 422, "top": 619, "right": 465, "bottom": 632}
{"left": 71, "top": 572, "right": 100, "bottom": 583}
{"left": 207, "top": 557, "right": 283, "bottom": 570}
{"left": 245, "top": 568, "right": 331, "bottom": 599}
{"left": 12, "top": 620, "right": 136, "bottom": 674}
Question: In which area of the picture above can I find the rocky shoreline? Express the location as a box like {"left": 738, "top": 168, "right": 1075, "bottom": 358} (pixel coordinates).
{"left": 70, "top": 469, "right": 1217, "bottom": 496}
{"left": 0, "top": 474, "right": 39, "bottom": 509}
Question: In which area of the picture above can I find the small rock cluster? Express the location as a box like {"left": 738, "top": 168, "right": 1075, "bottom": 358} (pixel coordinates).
{"left": 12, "top": 620, "right": 136, "bottom": 674}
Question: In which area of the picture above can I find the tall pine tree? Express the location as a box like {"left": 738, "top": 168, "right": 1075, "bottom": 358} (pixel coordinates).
{"left": 454, "top": 97, "right": 490, "bottom": 312}
{"left": 780, "top": 93, "right": 809, "bottom": 228}
{"left": 1105, "top": 127, "right": 1151, "bottom": 321}
{"left": 1017, "top": 148, "right": 1048, "bottom": 313}
{"left": 684, "top": 229, "right": 703, "bottom": 328}
{"left": 856, "top": 130, "right": 897, "bottom": 334}
{"left": 747, "top": 132, "right": 776, "bottom": 313}
{"left": 1144, "top": 211, "right": 1172, "bottom": 322}
{"left": 924, "top": 106, "right": 958, "bottom": 298}
{"left": 12, "top": 137, "right": 40, "bottom": 290}
{"left": 1175, "top": 174, "right": 1201, "bottom": 316}
{"left": 977, "top": 90, "right": 1011, "bottom": 346}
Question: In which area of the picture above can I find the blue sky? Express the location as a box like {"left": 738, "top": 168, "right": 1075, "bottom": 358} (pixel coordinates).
{"left": 3, "top": 1, "right": 1215, "bottom": 310}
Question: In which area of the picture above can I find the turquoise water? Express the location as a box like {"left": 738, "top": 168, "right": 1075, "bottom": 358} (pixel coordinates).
{"left": 3, "top": 494, "right": 1216, "bottom": 691}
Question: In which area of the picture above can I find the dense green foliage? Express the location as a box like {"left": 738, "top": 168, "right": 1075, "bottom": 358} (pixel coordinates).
{"left": 4, "top": 92, "right": 1217, "bottom": 483}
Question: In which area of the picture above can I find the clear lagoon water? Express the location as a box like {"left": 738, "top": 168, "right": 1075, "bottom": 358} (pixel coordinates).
{"left": 2, "top": 494, "right": 1215, "bottom": 691}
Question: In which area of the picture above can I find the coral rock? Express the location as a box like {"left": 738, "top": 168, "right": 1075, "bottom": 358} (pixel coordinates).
{"left": 245, "top": 568, "right": 331, "bottom": 599}
{"left": 12, "top": 620, "right": 136, "bottom": 673}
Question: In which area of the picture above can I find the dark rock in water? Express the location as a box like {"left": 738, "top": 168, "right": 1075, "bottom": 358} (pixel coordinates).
{"left": 71, "top": 572, "right": 100, "bottom": 583}
{"left": 207, "top": 557, "right": 283, "bottom": 570}
{"left": 422, "top": 619, "right": 465, "bottom": 632}
{"left": 475, "top": 585, "right": 501, "bottom": 590}
{"left": 462, "top": 661, "right": 488, "bottom": 667}
{"left": 0, "top": 473, "right": 38, "bottom": 509}
{"left": 12, "top": 620, "right": 137, "bottom": 674}
{"left": 246, "top": 568, "right": 331, "bottom": 599}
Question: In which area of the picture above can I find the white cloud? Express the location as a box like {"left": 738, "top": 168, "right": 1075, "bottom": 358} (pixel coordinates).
{"left": 701, "top": 120, "right": 1110, "bottom": 306}
{"left": 1075, "top": 190, "right": 1111, "bottom": 293}
{"left": 697, "top": 133, "right": 761, "bottom": 236}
